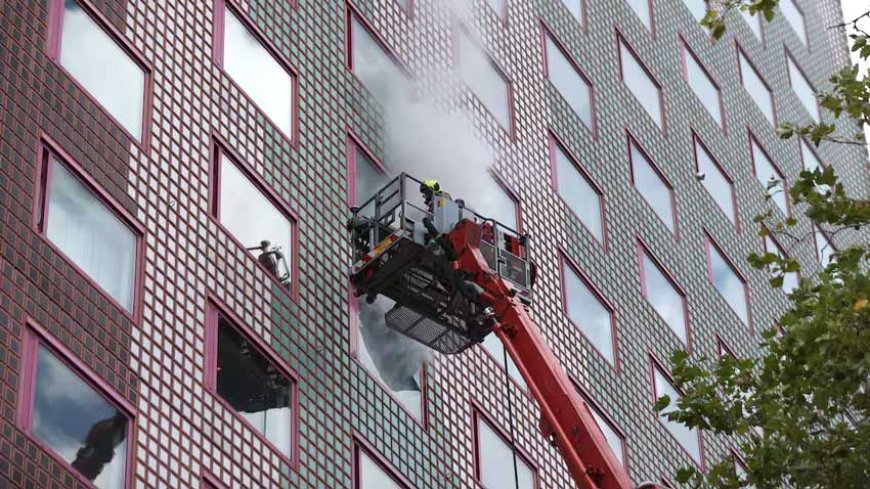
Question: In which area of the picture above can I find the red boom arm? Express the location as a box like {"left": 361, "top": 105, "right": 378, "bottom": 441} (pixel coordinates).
{"left": 447, "top": 220, "right": 639, "bottom": 489}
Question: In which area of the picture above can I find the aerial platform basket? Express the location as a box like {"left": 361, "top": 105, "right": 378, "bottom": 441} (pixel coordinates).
{"left": 348, "top": 173, "right": 533, "bottom": 355}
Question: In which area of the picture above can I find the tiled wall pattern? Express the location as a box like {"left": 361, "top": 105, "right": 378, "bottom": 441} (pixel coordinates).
{"left": 0, "top": 0, "right": 867, "bottom": 488}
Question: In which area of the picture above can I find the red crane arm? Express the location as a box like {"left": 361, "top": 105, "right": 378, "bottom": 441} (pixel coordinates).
{"left": 447, "top": 220, "right": 636, "bottom": 489}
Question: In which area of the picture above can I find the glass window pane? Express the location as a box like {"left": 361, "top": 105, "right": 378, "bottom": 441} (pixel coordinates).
{"left": 359, "top": 449, "right": 405, "bottom": 489}
{"left": 708, "top": 242, "right": 749, "bottom": 326}
{"left": 32, "top": 346, "right": 128, "bottom": 489}
{"left": 641, "top": 251, "right": 687, "bottom": 345}
{"left": 765, "top": 236, "right": 799, "bottom": 293}
{"left": 545, "top": 34, "right": 594, "bottom": 130}
{"left": 554, "top": 143, "right": 603, "bottom": 242}
{"left": 780, "top": 0, "right": 807, "bottom": 44}
{"left": 739, "top": 51, "right": 775, "bottom": 125}
{"left": 223, "top": 8, "right": 294, "bottom": 136}
{"left": 482, "top": 334, "right": 527, "bottom": 390}
{"left": 653, "top": 367, "right": 702, "bottom": 464}
{"left": 355, "top": 296, "right": 424, "bottom": 419}
{"left": 478, "top": 420, "right": 535, "bottom": 489}
{"left": 59, "top": 0, "right": 145, "bottom": 140}
{"left": 750, "top": 138, "right": 788, "bottom": 215}
{"left": 564, "top": 265, "right": 614, "bottom": 363}
{"left": 586, "top": 403, "right": 625, "bottom": 466}
{"left": 630, "top": 142, "right": 674, "bottom": 232}
{"left": 741, "top": 10, "right": 763, "bottom": 40}
{"left": 624, "top": 0, "right": 652, "bottom": 30}
{"left": 354, "top": 148, "right": 389, "bottom": 206}
{"left": 559, "top": 0, "right": 584, "bottom": 24}
{"left": 619, "top": 40, "right": 663, "bottom": 129}
{"left": 815, "top": 228, "right": 835, "bottom": 265}
{"left": 485, "top": 0, "right": 505, "bottom": 16}
{"left": 684, "top": 47, "right": 722, "bottom": 126}
{"left": 351, "top": 15, "right": 409, "bottom": 105}
{"left": 45, "top": 157, "right": 137, "bottom": 311}
{"left": 695, "top": 140, "right": 736, "bottom": 224}
{"left": 458, "top": 31, "right": 512, "bottom": 129}
{"left": 787, "top": 55, "right": 818, "bottom": 121}
{"left": 682, "top": 0, "right": 707, "bottom": 21}
{"left": 216, "top": 318, "right": 293, "bottom": 457}
{"left": 218, "top": 153, "right": 293, "bottom": 278}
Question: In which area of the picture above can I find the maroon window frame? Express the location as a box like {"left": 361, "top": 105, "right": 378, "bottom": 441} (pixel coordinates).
{"left": 636, "top": 238, "right": 691, "bottom": 350}
{"left": 627, "top": 130, "right": 679, "bottom": 239}
{"left": 736, "top": 42, "right": 777, "bottom": 127}
{"left": 559, "top": 250, "right": 620, "bottom": 370}
{"left": 45, "top": 0, "right": 154, "bottom": 151}
{"left": 208, "top": 134, "right": 299, "bottom": 299}
{"left": 716, "top": 333, "right": 738, "bottom": 360}
{"left": 345, "top": 134, "right": 429, "bottom": 427}
{"left": 352, "top": 434, "right": 414, "bottom": 489}
{"left": 798, "top": 136, "right": 826, "bottom": 171}
{"left": 649, "top": 354, "right": 706, "bottom": 470}
{"left": 623, "top": 0, "right": 656, "bottom": 37}
{"left": 203, "top": 295, "right": 301, "bottom": 468}
{"left": 32, "top": 134, "right": 145, "bottom": 323}
{"left": 780, "top": 0, "right": 809, "bottom": 46}
{"left": 679, "top": 36, "right": 726, "bottom": 133}
{"left": 813, "top": 225, "right": 837, "bottom": 264}
{"left": 703, "top": 230, "right": 753, "bottom": 333}
{"left": 549, "top": 130, "right": 608, "bottom": 249}
{"left": 345, "top": 2, "right": 412, "bottom": 101}
{"left": 575, "top": 384, "right": 630, "bottom": 471}
{"left": 616, "top": 29, "right": 666, "bottom": 133}
{"left": 541, "top": 24, "right": 598, "bottom": 138}
{"left": 761, "top": 224, "right": 801, "bottom": 285}
{"left": 212, "top": 0, "right": 299, "bottom": 145}
{"left": 16, "top": 318, "right": 137, "bottom": 489}
{"left": 748, "top": 130, "right": 791, "bottom": 217}
{"left": 784, "top": 48, "right": 821, "bottom": 121}
{"left": 692, "top": 130, "right": 739, "bottom": 230}
{"left": 201, "top": 472, "right": 228, "bottom": 489}
{"left": 472, "top": 403, "right": 540, "bottom": 489}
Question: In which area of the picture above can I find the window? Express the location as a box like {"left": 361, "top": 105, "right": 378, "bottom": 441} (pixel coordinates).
{"left": 749, "top": 134, "right": 789, "bottom": 216}
{"left": 741, "top": 10, "right": 764, "bottom": 41}
{"left": 562, "top": 258, "right": 616, "bottom": 365}
{"left": 578, "top": 391, "right": 627, "bottom": 466}
{"left": 618, "top": 35, "right": 664, "bottom": 130}
{"left": 558, "top": 0, "right": 585, "bottom": 26}
{"left": 682, "top": 0, "right": 707, "bottom": 21}
{"left": 348, "top": 9, "right": 410, "bottom": 105}
{"left": 37, "top": 144, "right": 140, "bottom": 313}
{"left": 348, "top": 138, "right": 390, "bottom": 206}
{"left": 49, "top": 0, "right": 148, "bottom": 141}
{"left": 737, "top": 46, "right": 775, "bottom": 126}
{"left": 693, "top": 134, "right": 737, "bottom": 225}
{"left": 485, "top": 0, "right": 507, "bottom": 19}
{"left": 705, "top": 234, "right": 751, "bottom": 327}
{"left": 652, "top": 360, "right": 703, "bottom": 465}
{"left": 551, "top": 135, "right": 605, "bottom": 244}
{"left": 394, "top": 0, "right": 410, "bottom": 12}
{"left": 786, "top": 53, "right": 819, "bottom": 121}
{"left": 457, "top": 29, "right": 513, "bottom": 131}
{"left": 799, "top": 138, "right": 824, "bottom": 173}
{"left": 212, "top": 143, "right": 295, "bottom": 288}
{"left": 763, "top": 232, "right": 799, "bottom": 293}
{"left": 206, "top": 304, "right": 295, "bottom": 459}
{"left": 481, "top": 334, "right": 527, "bottom": 390}
{"left": 543, "top": 29, "right": 595, "bottom": 131}
{"left": 624, "top": 0, "right": 652, "bottom": 31}
{"left": 639, "top": 243, "right": 689, "bottom": 345}
{"left": 475, "top": 414, "right": 536, "bottom": 489}
{"left": 780, "top": 0, "right": 807, "bottom": 45}
{"left": 629, "top": 136, "right": 676, "bottom": 233}
{"left": 355, "top": 443, "right": 409, "bottom": 489}
{"left": 216, "top": 1, "right": 295, "bottom": 138}
{"left": 18, "top": 325, "right": 132, "bottom": 488}
{"left": 682, "top": 41, "right": 723, "bottom": 128}
{"left": 814, "top": 226, "right": 835, "bottom": 265}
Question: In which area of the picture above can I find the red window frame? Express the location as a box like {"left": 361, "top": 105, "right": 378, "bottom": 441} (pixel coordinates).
{"left": 780, "top": 0, "right": 809, "bottom": 46}
{"left": 352, "top": 433, "right": 414, "bottom": 489}
{"left": 559, "top": 250, "right": 620, "bottom": 370}
{"left": 346, "top": 2, "right": 412, "bottom": 101}
{"left": 649, "top": 354, "right": 706, "bottom": 470}
{"left": 748, "top": 130, "right": 791, "bottom": 217}
{"left": 345, "top": 134, "right": 430, "bottom": 427}
{"left": 208, "top": 134, "right": 299, "bottom": 300}
{"left": 798, "top": 136, "right": 826, "bottom": 171}
{"left": 616, "top": 29, "right": 666, "bottom": 133}
{"left": 201, "top": 472, "right": 228, "bottom": 489}
{"left": 203, "top": 295, "right": 301, "bottom": 469}
{"left": 575, "top": 384, "right": 630, "bottom": 471}
{"left": 716, "top": 333, "right": 738, "bottom": 360}
{"left": 692, "top": 130, "right": 739, "bottom": 230}
{"left": 636, "top": 238, "right": 691, "bottom": 350}
{"left": 212, "top": 0, "right": 299, "bottom": 146}
{"left": 736, "top": 42, "right": 777, "bottom": 127}
{"left": 813, "top": 225, "right": 837, "bottom": 264}
{"left": 679, "top": 36, "right": 726, "bottom": 133}
{"left": 784, "top": 49, "right": 821, "bottom": 121}
{"left": 541, "top": 23, "right": 598, "bottom": 138}
{"left": 472, "top": 403, "right": 540, "bottom": 489}
{"left": 453, "top": 24, "right": 517, "bottom": 139}
{"left": 703, "top": 230, "right": 753, "bottom": 333}
{"left": 16, "top": 318, "right": 137, "bottom": 489}
{"left": 32, "top": 134, "right": 146, "bottom": 323}
{"left": 627, "top": 130, "right": 679, "bottom": 239}
{"left": 45, "top": 0, "right": 154, "bottom": 151}
{"left": 549, "top": 130, "right": 608, "bottom": 249}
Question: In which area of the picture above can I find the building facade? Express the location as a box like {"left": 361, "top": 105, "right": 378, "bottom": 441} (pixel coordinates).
{"left": 0, "top": 0, "right": 866, "bottom": 488}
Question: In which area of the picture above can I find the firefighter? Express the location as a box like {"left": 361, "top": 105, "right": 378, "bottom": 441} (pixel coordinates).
{"left": 419, "top": 179, "right": 451, "bottom": 212}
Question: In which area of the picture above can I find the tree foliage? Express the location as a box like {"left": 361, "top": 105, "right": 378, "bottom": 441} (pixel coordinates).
{"left": 657, "top": 2, "right": 870, "bottom": 488}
